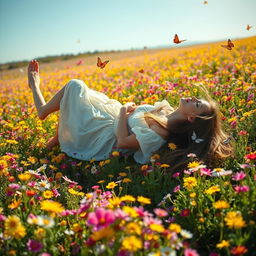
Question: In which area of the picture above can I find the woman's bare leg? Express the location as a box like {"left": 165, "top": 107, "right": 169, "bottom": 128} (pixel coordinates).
{"left": 28, "top": 60, "right": 65, "bottom": 120}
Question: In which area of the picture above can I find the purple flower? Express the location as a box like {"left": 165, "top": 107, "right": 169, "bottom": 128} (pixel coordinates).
{"left": 234, "top": 185, "right": 250, "bottom": 193}
{"left": 8, "top": 183, "right": 20, "bottom": 189}
{"left": 27, "top": 239, "right": 43, "bottom": 252}
{"left": 232, "top": 171, "right": 246, "bottom": 181}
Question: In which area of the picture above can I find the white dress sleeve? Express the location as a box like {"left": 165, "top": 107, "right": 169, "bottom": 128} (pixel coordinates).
{"left": 131, "top": 126, "right": 166, "bottom": 164}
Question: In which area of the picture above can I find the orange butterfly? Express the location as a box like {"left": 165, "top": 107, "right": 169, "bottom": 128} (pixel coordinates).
{"left": 203, "top": 1, "right": 208, "bottom": 4}
{"left": 173, "top": 34, "right": 187, "bottom": 44}
{"left": 246, "top": 24, "right": 252, "bottom": 31}
{"left": 138, "top": 69, "right": 144, "bottom": 73}
{"left": 97, "top": 57, "right": 109, "bottom": 69}
{"left": 221, "top": 39, "right": 234, "bottom": 50}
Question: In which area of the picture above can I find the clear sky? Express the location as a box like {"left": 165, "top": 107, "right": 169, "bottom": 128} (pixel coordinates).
{"left": 0, "top": 0, "right": 255, "bottom": 64}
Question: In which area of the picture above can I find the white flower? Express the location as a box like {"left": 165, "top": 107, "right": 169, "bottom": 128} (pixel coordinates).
{"left": 160, "top": 247, "right": 176, "bottom": 256}
{"left": 64, "top": 229, "right": 74, "bottom": 235}
{"left": 180, "top": 229, "right": 193, "bottom": 239}
{"left": 91, "top": 165, "right": 98, "bottom": 174}
{"left": 35, "top": 180, "right": 51, "bottom": 191}
{"left": 211, "top": 169, "right": 232, "bottom": 177}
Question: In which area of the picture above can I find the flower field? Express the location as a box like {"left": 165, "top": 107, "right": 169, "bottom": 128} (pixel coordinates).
{"left": 0, "top": 36, "right": 256, "bottom": 255}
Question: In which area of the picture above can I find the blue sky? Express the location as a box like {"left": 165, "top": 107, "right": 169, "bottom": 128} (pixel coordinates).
{"left": 0, "top": 0, "right": 255, "bottom": 64}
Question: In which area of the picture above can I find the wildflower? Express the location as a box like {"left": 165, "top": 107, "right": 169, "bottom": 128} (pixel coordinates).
{"left": 168, "top": 143, "right": 177, "bottom": 150}
{"left": 119, "top": 172, "right": 127, "bottom": 177}
{"left": 173, "top": 185, "right": 180, "bottom": 193}
{"left": 122, "top": 178, "right": 132, "bottom": 183}
{"left": 230, "top": 245, "right": 248, "bottom": 255}
{"left": 205, "top": 185, "right": 220, "bottom": 195}
{"left": 184, "top": 248, "right": 199, "bottom": 256}
{"left": 183, "top": 177, "right": 197, "bottom": 190}
{"left": 91, "top": 165, "right": 98, "bottom": 174}
{"left": 36, "top": 180, "right": 51, "bottom": 191}
{"left": 187, "top": 161, "right": 200, "bottom": 169}
{"left": 106, "top": 182, "right": 118, "bottom": 189}
{"left": 4, "top": 215, "right": 26, "bottom": 239}
{"left": 72, "top": 223, "right": 83, "bottom": 233}
{"left": 160, "top": 247, "right": 176, "bottom": 256}
{"left": 180, "top": 229, "right": 193, "bottom": 239}
{"left": 216, "top": 240, "right": 230, "bottom": 248}
{"left": 224, "top": 211, "right": 246, "bottom": 229}
{"left": 137, "top": 196, "right": 151, "bottom": 205}
{"left": 122, "top": 206, "right": 139, "bottom": 218}
{"left": 87, "top": 208, "right": 115, "bottom": 229}
{"left": 154, "top": 208, "right": 168, "bottom": 217}
{"left": 43, "top": 190, "right": 54, "bottom": 199}
{"left": 140, "top": 165, "right": 149, "bottom": 171}
{"left": 160, "top": 164, "right": 170, "bottom": 168}
{"left": 169, "top": 223, "right": 181, "bottom": 233}
{"left": 122, "top": 236, "right": 142, "bottom": 252}
{"left": 120, "top": 195, "right": 136, "bottom": 203}
{"left": 149, "top": 223, "right": 165, "bottom": 233}
{"left": 126, "top": 222, "right": 142, "bottom": 235}
{"left": 232, "top": 171, "right": 246, "bottom": 181}
{"left": 180, "top": 209, "right": 190, "bottom": 217}
{"left": 234, "top": 185, "right": 250, "bottom": 193}
{"left": 8, "top": 199, "right": 21, "bottom": 210}
{"left": 18, "top": 172, "right": 32, "bottom": 181}
{"left": 40, "top": 200, "right": 65, "bottom": 214}
{"left": 112, "top": 151, "right": 120, "bottom": 157}
{"left": 213, "top": 200, "right": 230, "bottom": 209}
{"left": 91, "top": 226, "right": 114, "bottom": 241}
{"left": 27, "top": 239, "right": 43, "bottom": 253}
{"left": 244, "top": 152, "right": 256, "bottom": 161}
{"left": 187, "top": 153, "right": 197, "bottom": 158}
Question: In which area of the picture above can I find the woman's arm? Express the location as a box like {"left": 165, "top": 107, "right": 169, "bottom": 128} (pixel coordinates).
{"left": 116, "top": 105, "right": 140, "bottom": 149}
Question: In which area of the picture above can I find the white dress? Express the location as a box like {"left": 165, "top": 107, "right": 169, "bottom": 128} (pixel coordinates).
{"left": 58, "top": 79, "right": 170, "bottom": 164}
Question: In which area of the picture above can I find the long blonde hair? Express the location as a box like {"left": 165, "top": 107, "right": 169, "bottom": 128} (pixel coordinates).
{"left": 145, "top": 88, "right": 234, "bottom": 172}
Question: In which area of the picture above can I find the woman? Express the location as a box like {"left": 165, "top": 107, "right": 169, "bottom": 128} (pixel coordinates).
{"left": 28, "top": 60, "right": 233, "bottom": 168}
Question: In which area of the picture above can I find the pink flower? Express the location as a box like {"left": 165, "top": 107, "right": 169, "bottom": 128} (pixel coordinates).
{"left": 87, "top": 208, "right": 115, "bottom": 229}
{"left": 232, "top": 171, "right": 246, "bottom": 181}
{"left": 40, "top": 253, "right": 52, "bottom": 256}
{"left": 173, "top": 185, "right": 180, "bottom": 193}
{"left": 234, "top": 185, "right": 250, "bottom": 193}
{"left": 172, "top": 172, "right": 180, "bottom": 178}
{"left": 154, "top": 208, "right": 168, "bottom": 217}
{"left": 27, "top": 239, "right": 43, "bottom": 252}
{"left": 184, "top": 248, "right": 200, "bottom": 256}
{"left": 200, "top": 168, "right": 212, "bottom": 176}
{"left": 238, "top": 130, "right": 247, "bottom": 136}
{"left": 180, "top": 209, "right": 190, "bottom": 217}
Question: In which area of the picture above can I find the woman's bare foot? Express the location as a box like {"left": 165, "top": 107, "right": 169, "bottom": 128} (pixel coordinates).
{"left": 28, "top": 60, "right": 40, "bottom": 89}
{"left": 46, "top": 136, "right": 60, "bottom": 150}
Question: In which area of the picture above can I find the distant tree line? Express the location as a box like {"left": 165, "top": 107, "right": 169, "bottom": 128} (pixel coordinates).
{"left": 0, "top": 49, "right": 120, "bottom": 71}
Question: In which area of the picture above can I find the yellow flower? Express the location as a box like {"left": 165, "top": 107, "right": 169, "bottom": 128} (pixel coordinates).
{"left": 55, "top": 172, "right": 63, "bottom": 179}
{"left": 137, "top": 196, "right": 151, "bottom": 205}
{"left": 8, "top": 199, "right": 21, "bottom": 210}
{"left": 122, "top": 236, "right": 142, "bottom": 252}
{"left": 27, "top": 156, "right": 38, "bottom": 164}
{"left": 160, "top": 164, "right": 170, "bottom": 168}
{"left": 169, "top": 223, "right": 181, "bottom": 233}
{"left": 106, "top": 182, "right": 118, "bottom": 189}
{"left": 120, "top": 195, "right": 136, "bottom": 203}
{"left": 213, "top": 200, "right": 230, "bottom": 209}
{"left": 40, "top": 200, "right": 65, "bottom": 214}
{"left": 122, "top": 206, "right": 139, "bottom": 218}
{"left": 112, "top": 151, "right": 120, "bottom": 157}
{"left": 190, "top": 192, "right": 196, "bottom": 198}
{"left": 204, "top": 185, "right": 220, "bottom": 195}
{"left": 18, "top": 172, "right": 32, "bottom": 181}
{"left": 4, "top": 215, "right": 26, "bottom": 239}
{"left": 151, "top": 154, "right": 160, "bottom": 160}
{"left": 97, "top": 180, "right": 105, "bottom": 184}
{"left": 119, "top": 172, "right": 127, "bottom": 177}
{"left": 123, "top": 178, "right": 132, "bottom": 183}
{"left": 149, "top": 224, "right": 165, "bottom": 233}
{"left": 34, "top": 228, "right": 46, "bottom": 239}
{"left": 91, "top": 226, "right": 114, "bottom": 241}
{"left": 183, "top": 177, "right": 197, "bottom": 190}
{"left": 108, "top": 197, "right": 122, "bottom": 208}
{"left": 216, "top": 240, "right": 230, "bottom": 248}
{"left": 187, "top": 161, "right": 200, "bottom": 169}
{"left": 43, "top": 190, "right": 54, "bottom": 199}
{"left": 224, "top": 211, "right": 246, "bottom": 229}
{"left": 168, "top": 143, "right": 177, "bottom": 150}
{"left": 72, "top": 223, "right": 83, "bottom": 233}
{"left": 140, "top": 165, "right": 149, "bottom": 171}
{"left": 126, "top": 222, "right": 142, "bottom": 235}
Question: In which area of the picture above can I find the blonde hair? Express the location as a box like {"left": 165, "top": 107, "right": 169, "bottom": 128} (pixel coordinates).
{"left": 145, "top": 87, "right": 234, "bottom": 172}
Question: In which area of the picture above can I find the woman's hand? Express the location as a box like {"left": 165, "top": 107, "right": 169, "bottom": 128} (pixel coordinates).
{"left": 123, "top": 102, "right": 137, "bottom": 113}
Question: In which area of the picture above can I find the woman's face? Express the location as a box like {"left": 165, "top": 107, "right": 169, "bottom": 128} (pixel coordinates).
{"left": 179, "top": 96, "right": 211, "bottom": 117}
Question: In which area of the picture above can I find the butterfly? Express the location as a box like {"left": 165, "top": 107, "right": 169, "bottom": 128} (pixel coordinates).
{"left": 139, "top": 69, "right": 144, "bottom": 73}
{"left": 221, "top": 39, "right": 234, "bottom": 50}
{"left": 173, "top": 34, "right": 187, "bottom": 44}
{"left": 191, "top": 131, "right": 204, "bottom": 143}
{"left": 246, "top": 24, "right": 252, "bottom": 31}
{"left": 76, "top": 60, "right": 84, "bottom": 66}
{"left": 97, "top": 57, "right": 109, "bottom": 69}
{"left": 203, "top": 1, "right": 208, "bottom": 4}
